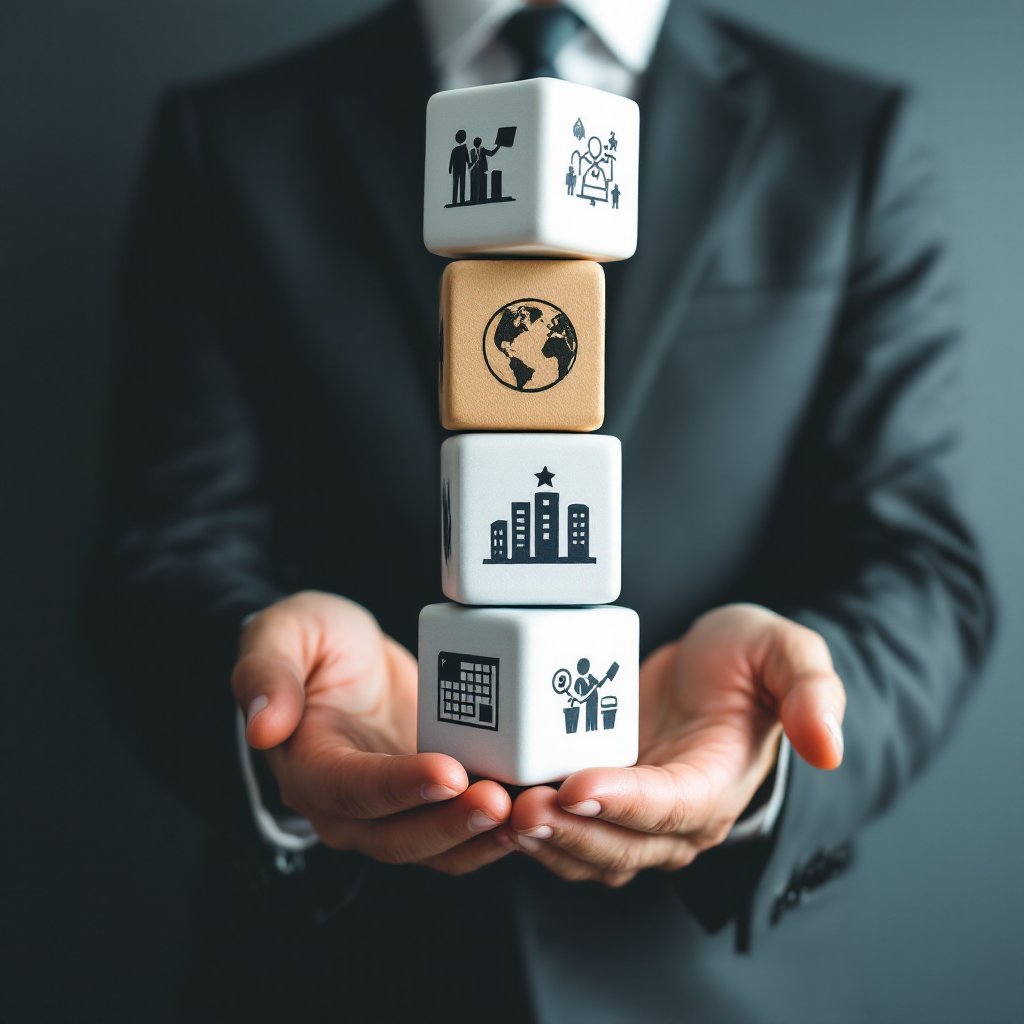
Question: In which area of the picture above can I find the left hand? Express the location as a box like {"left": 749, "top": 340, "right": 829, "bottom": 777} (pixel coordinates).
{"left": 507, "top": 604, "right": 846, "bottom": 887}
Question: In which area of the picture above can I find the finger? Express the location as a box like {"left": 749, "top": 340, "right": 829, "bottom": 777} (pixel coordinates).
{"left": 338, "top": 780, "right": 512, "bottom": 865}
{"left": 506, "top": 812, "right": 638, "bottom": 888}
{"left": 555, "top": 763, "right": 716, "bottom": 837}
{"left": 512, "top": 786, "right": 694, "bottom": 874}
{"left": 293, "top": 748, "right": 470, "bottom": 820}
{"left": 762, "top": 622, "right": 846, "bottom": 770}
{"left": 231, "top": 648, "right": 306, "bottom": 750}
{"left": 418, "top": 830, "right": 516, "bottom": 876}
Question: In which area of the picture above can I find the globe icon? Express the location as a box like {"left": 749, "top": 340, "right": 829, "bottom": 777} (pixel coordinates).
{"left": 483, "top": 298, "right": 579, "bottom": 392}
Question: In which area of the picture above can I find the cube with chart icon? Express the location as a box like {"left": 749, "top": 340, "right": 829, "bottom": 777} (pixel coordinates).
{"left": 418, "top": 603, "right": 639, "bottom": 785}
{"left": 423, "top": 78, "right": 639, "bottom": 260}
{"left": 441, "top": 433, "right": 621, "bottom": 605}
{"left": 439, "top": 259, "right": 605, "bottom": 431}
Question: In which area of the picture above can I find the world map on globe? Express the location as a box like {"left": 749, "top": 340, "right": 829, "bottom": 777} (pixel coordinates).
{"left": 482, "top": 299, "right": 579, "bottom": 392}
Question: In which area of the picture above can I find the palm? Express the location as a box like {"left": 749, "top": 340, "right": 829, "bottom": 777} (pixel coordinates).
{"left": 635, "top": 608, "right": 783, "bottom": 821}
{"left": 286, "top": 616, "right": 419, "bottom": 767}
{"left": 509, "top": 605, "right": 843, "bottom": 886}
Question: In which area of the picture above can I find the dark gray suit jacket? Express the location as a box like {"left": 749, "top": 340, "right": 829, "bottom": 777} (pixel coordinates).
{"left": 100, "top": 2, "right": 994, "bottom": 1020}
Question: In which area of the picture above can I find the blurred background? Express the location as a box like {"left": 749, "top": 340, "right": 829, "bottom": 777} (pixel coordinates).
{"left": 3, "top": 1, "right": 1022, "bottom": 1020}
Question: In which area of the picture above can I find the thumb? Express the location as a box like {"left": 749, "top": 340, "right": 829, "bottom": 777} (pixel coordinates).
{"left": 231, "top": 617, "right": 307, "bottom": 750}
{"left": 763, "top": 621, "right": 846, "bottom": 771}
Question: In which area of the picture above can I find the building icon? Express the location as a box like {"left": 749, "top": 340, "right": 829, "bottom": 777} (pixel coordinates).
{"left": 568, "top": 503, "right": 590, "bottom": 560}
{"left": 489, "top": 521, "right": 507, "bottom": 562}
{"left": 438, "top": 651, "right": 499, "bottom": 730}
{"left": 511, "top": 502, "right": 530, "bottom": 561}
{"left": 483, "top": 469, "right": 597, "bottom": 565}
{"left": 536, "top": 492, "right": 559, "bottom": 561}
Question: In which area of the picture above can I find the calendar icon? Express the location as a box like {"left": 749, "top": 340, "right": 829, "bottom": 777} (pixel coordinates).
{"left": 437, "top": 651, "right": 500, "bottom": 731}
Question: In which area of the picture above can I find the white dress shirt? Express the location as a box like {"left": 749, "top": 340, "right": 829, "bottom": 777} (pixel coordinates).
{"left": 239, "top": 0, "right": 789, "bottom": 858}
{"left": 418, "top": 0, "right": 670, "bottom": 98}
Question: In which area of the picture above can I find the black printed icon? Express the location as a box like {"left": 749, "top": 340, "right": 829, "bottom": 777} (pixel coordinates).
{"left": 438, "top": 651, "right": 499, "bottom": 730}
{"left": 552, "top": 660, "right": 620, "bottom": 734}
{"left": 441, "top": 479, "right": 453, "bottom": 566}
{"left": 483, "top": 299, "right": 578, "bottom": 392}
{"left": 566, "top": 118, "right": 620, "bottom": 209}
{"left": 446, "top": 126, "right": 517, "bottom": 208}
{"left": 483, "top": 467, "right": 596, "bottom": 565}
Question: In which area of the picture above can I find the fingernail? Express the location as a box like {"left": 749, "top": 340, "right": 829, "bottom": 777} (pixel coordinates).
{"left": 517, "top": 835, "right": 542, "bottom": 853}
{"left": 246, "top": 695, "right": 269, "bottom": 727}
{"left": 421, "top": 783, "right": 459, "bottom": 802}
{"left": 823, "top": 712, "right": 844, "bottom": 757}
{"left": 467, "top": 810, "right": 498, "bottom": 833}
{"left": 564, "top": 799, "right": 601, "bottom": 817}
{"left": 518, "top": 824, "right": 553, "bottom": 840}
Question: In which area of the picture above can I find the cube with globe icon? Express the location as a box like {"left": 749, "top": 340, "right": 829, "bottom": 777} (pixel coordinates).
{"left": 418, "top": 602, "right": 639, "bottom": 786}
{"left": 439, "top": 259, "right": 605, "bottom": 431}
{"left": 440, "top": 432, "right": 621, "bottom": 606}
{"left": 423, "top": 78, "right": 639, "bottom": 260}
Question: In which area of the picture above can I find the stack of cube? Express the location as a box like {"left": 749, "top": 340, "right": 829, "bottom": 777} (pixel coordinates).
{"left": 418, "top": 78, "right": 640, "bottom": 786}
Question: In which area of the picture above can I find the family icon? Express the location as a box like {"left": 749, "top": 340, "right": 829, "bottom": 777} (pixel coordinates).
{"left": 566, "top": 118, "right": 622, "bottom": 209}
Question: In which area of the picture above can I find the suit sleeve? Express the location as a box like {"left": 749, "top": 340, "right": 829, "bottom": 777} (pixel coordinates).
{"left": 95, "top": 91, "right": 286, "bottom": 835}
{"left": 675, "top": 89, "right": 995, "bottom": 945}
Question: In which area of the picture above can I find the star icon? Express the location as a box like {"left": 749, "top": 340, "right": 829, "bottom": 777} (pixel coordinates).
{"left": 535, "top": 466, "right": 556, "bottom": 487}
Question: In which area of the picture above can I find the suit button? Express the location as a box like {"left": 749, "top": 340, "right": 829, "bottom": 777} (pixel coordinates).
{"left": 802, "top": 851, "right": 831, "bottom": 889}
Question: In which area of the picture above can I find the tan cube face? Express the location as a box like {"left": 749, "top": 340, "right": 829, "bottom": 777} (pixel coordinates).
{"left": 440, "top": 260, "right": 604, "bottom": 432}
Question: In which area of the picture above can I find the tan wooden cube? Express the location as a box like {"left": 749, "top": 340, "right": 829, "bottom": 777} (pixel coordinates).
{"left": 439, "top": 260, "right": 605, "bottom": 432}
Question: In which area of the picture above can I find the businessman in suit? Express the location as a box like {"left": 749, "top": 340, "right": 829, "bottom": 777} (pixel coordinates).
{"left": 101, "top": 1, "right": 994, "bottom": 1020}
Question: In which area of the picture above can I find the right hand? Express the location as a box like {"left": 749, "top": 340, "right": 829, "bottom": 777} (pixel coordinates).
{"left": 231, "top": 591, "right": 513, "bottom": 874}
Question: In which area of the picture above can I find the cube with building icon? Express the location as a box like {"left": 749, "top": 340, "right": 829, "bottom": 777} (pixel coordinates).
{"left": 423, "top": 78, "right": 639, "bottom": 260}
{"left": 419, "top": 603, "right": 639, "bottom": 785}
{"left": 440, "top": 433, "right": 621, "bottom": 605}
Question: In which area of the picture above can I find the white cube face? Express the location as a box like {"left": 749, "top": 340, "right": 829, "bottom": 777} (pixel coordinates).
{"left": 441, "top": 433, "right": 621, "bottom": 606}
{"left": 418, "top": 603, "right": 639, "bottom": 786}
{"left": 424, "top": 78, "right": 639, "bottom": 260}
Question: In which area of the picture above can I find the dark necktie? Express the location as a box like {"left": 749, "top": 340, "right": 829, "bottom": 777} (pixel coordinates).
{"left": 498, "top": 6, "right": 584, "bottom": 80}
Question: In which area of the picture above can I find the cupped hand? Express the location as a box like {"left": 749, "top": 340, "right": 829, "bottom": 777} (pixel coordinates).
{"left": 507, "top": 604, "right": 845, "bottom": 887}
{"left": 232, "top": 591, "right": 512, "bottom": 874}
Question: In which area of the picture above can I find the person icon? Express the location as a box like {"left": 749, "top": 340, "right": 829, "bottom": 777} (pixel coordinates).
{"left": 574, "top": 135, "right": 613, "bottom": 206}
{"left": 469, "top": 135, "right": 498, "bottom": 204}
{"left": 565, "top": 164, "right": 577, "bottom": 196}
{"left": 573, "top": 658, "right": 601, "bottom": 732}
{"left": 448, "top": 129, "right": 470, "bottom": 206}
{"left": 611, "top": 183, "right": 620, "bottom": 209}
{"left": 607, "top": 130, "right": 618, "bottom": 152}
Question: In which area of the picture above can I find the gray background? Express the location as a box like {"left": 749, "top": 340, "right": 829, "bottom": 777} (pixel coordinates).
{"left": 3, "top": 1, "right": 1021, "bottom": 1020}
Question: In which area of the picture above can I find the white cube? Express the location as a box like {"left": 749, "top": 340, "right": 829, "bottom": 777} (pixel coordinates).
{"left": 441, "top": 433, "right": 621, "bottom": 606}
{"left": 418, "top": 603, "right": 639, "bottom": 786}
{"left": 424, "top": 78, "right": 639, "bottom": 260}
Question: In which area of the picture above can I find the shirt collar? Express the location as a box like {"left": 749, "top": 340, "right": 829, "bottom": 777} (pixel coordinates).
{"left": 417, "top": 0, "right": 670, "bottom": 79}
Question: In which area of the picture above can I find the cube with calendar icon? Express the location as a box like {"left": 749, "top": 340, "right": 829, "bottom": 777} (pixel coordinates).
{"left": 418, "top": 602, "right": 639, "bottom": 786}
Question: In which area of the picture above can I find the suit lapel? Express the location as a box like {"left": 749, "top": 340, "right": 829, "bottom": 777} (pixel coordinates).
{"left": 605, "top": 3, "right": 768, "bottom": 438}
{"left": 325, "top": 1, "right": 445, "bottom": 385}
